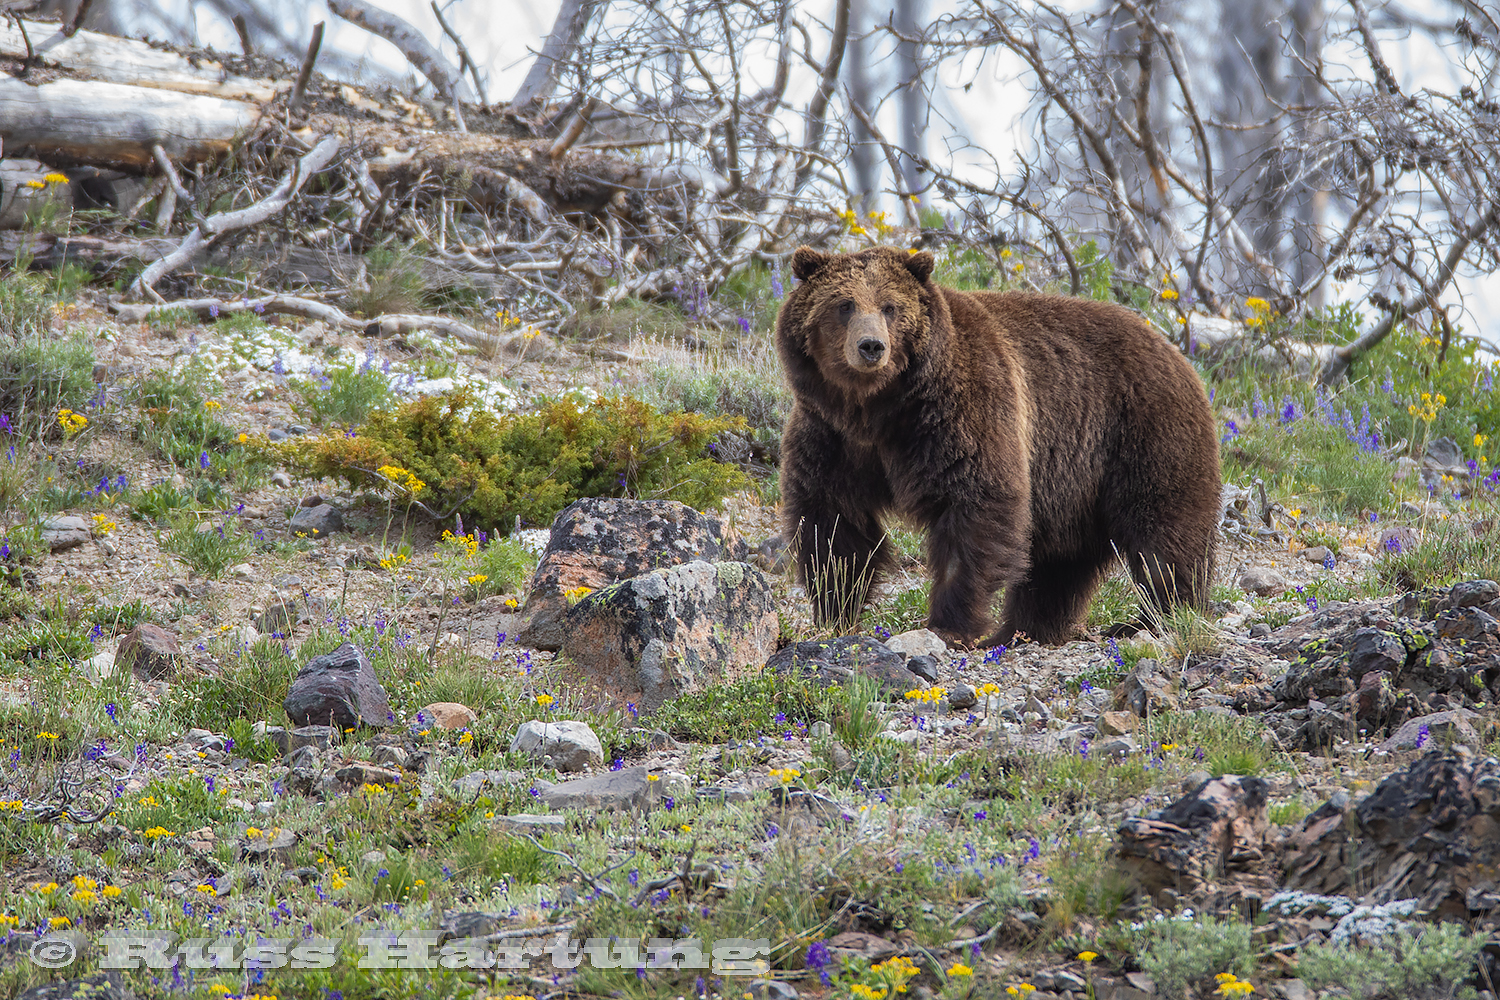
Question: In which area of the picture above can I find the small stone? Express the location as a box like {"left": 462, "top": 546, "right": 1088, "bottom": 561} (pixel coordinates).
{"left": 1237, "top": 566, "right": 1289, "bottom": 597}
{"left": 421, "top": 702, "right": 478, "bottom": 730}
{"left": 241, "top": 826, "right": 297, "bottom": 862}
{"left": 809, "top": 721, "right": 832, "bottom": 739}
{"left": 118, "top": 624, "right": 183, "bottom": 680}
{"left": 228, "top": 563, "right": 254, "bottom": 579}
{"left": 40, "top": 514, "right": 93, "bottom": 552}
{"left": 510, "top": 720, "right": 604, "bottom": 772}
{"left": 905, "top": 654, "right": 940, "bottom": 682}
{"left": 949, "top": 684, "right": 978, "bottom": 711}
{"left": 885, "top": 628, "right": 947, "bottom": 659}
{"left": 1302, "top": 545, "right": 1330, "bottom": 564}
{"left": 1249, "top": 623, "right": 1272, "bottom": 638}
{"left": 538, "top": 765, "right": 661, "bottom": 811}
{"left": 267, "top": 429, "right": 287, "bottom": 442}
{"left": 1098, "top": 711, "right": 1137, "bottom": 736}
{"left": 1098, "top": 735, "right": 1137, "bottom": 757}
{"left": 289, "top": 503, "right": 345, "bottom": 538}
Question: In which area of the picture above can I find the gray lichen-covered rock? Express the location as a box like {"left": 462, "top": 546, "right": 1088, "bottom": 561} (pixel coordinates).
{"left": 289, "top": 503, "right": 345, "bottom": 538}
{"left": 518, "top": 498, "right": 748, "bottom": 650}
{"left": 559, "top": 560, "right": 776, "bottom": 713}
{"left": 510, "top": 720, "right": 605, "bottom": 772}
{"left": 282, "top": 643, "right": 390, "bottom": 729}
{"left": 40, "top": 514, "right": 92, "bottom": 553}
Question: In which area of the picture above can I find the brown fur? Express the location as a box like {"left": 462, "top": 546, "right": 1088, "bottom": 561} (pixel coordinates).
{"left": 776, "top": 245, "right": 1221, "bottom": 645}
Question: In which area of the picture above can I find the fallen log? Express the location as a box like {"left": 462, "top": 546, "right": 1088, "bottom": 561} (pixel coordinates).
{"left": 108, "top": 294, "right": 544, "bottom": 357}
{"left": 0, "top": 76, "right": 261, "bottom": 169}
{"left": 0, "top": 17, "right": 282, "bottom": 101}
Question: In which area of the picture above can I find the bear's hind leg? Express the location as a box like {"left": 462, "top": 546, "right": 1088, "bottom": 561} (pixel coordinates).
{"left": 1124, "top": 540, "right": 1212, "bottom": 623}
{"left": 992, "top": 556, "right": 1108, "bottom": 645}
{"left": 794, "top": 514, "right": 894, "bottom": 631}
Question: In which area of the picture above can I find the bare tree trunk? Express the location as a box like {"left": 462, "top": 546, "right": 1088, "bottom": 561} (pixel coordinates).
{"left": 795, "top": 0, "right": 853, "bottom": 192}
{"left": 846, "top": 0, "right": 880, "bottom": 213}
{"left": 1289, "top": 0, "right": 1327, "bottom": 307}
{"left": 1213, "top": 0, "right": 1290, "bottom": 291}
{"left": 893, "top": 0, "right": 924, "bottom": 200}
{"left": 511, "top": 0, "right": 600, "bottom": 110}
{"left": 327, "top": 0, "right": 468, "bottom": 101}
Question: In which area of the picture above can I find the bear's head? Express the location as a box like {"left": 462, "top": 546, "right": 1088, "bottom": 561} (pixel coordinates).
{"left": 779, "top": 245, "right": 936, "bottom": 399}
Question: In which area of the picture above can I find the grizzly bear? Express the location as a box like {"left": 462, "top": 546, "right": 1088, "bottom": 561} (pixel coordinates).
{"left": 776, "top": 245, "right": 1221, "bottom": 645}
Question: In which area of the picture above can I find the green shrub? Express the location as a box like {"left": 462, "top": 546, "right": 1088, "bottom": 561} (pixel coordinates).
{"left": 286, "top": 388, "right": 752, "bottom": 533}
{"left": 132, "top": 370, "right": 239, "bottom": 468}
{"left": 1137, "top": 914, "right": 1256, "bottom": 1000}
{"left": 1379, "top": 517, "right": 1500, "bottom": 592}
{"left": 1298, "top": 923, "right": 1483, "bottom": 1000}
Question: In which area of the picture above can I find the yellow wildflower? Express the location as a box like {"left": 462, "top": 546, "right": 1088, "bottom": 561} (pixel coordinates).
{"left": 49, "top": 916, "right": 70, "bottom": 928}
{"left": 237, "top": 433, "right": 249, "bottom": 444}
{"left": 1245, "top": 297, "right": 1271, "bottom": 313}
{"left": 1476, "top": 434, "right": 1487, "bottom": 449}
{"left": 536, "top": 694, "right": 555, "bottom": 708}
{"left": 1160, "top": 288, "right": 1179, "bottom": 301}
{"left": 101, "top": 885, "right": 122, "bottom": 899}
{"left": 769, "top": 767, "right": 801, "bottom": 783}
{"left": 468, "top": 574, "right": 488, "bottom": 586}
{"left": 24, "top": 179, "right": 45, "bottom": 190}
{"left": 37, "top": 731, "right": 60, "bottom": 740}
{"left": 948, "top": 962, "right": 974, "bottom": 976}
{"left": 43, "top": 173, "right": 69, "bottom": 185}
{"left": 1077, "top": 951, "right": 1098, "bottom": 962}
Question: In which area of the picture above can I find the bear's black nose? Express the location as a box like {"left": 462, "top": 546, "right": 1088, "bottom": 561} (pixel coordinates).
{"left": 858, "top": 338, "right": 886, "bottom": 362}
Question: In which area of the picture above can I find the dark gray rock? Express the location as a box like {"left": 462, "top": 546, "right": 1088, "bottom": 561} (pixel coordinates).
{"left": 289, "top": 503, "right": 345, "bottom": 538}
{"left": 766, "top": 635, "right": 921, "bottom": 696}
{"left": 336, "top": 763, "right": 402, "bottom": 787}
{"left": 537, "top": 765, "right": 662, "bottom": 811}
{"left": 906, "top": 655, "right": 940, "bottom": 683}
{"left": 17, "top": 972, "right": 127, "bottom": 1000}
{"left": 948, "top": 683, "right": 978, "bottom": 711}
{"left": 282, "top": 643, "right": 390, "bottom": 729}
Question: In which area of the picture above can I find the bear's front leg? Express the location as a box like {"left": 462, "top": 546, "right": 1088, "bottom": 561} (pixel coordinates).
{"left": 924, "top": 502, "right": 1029, "bottom": 645}
{"left": 781, "top": 408, "right": 895, "bottom": 632}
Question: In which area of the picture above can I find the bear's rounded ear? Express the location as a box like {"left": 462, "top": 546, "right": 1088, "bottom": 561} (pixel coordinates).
{"left": 791, "top": 246, "right": 830, "bottom": 282}
{"left": 904, "top": 249, "right": 935, "bottom": 284}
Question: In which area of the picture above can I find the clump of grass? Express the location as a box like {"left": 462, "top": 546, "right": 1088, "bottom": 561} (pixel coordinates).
{"left": 289, "top": 356, "right": 396, "bottom": 428}
{"left": 1086, "top": 573, "right": 1140, "bottom": 631}
{"left": 867, "top": 584, "right": 929, "bottom": 636}
{"left": 646, "top": 672, "right": 833, "bottom": 742}
{"left": 561, "top": 298, "right": 692, "bottom": 343}
{"left": 0, "top": 327, "right": 96, "bottom": 439}
{"left": 161, "top": 514, "right": 252, "bottom": 579}
{"left": 285, "top": 387, "right": 751, "bottom": 534}
{"left": 830, "top": 673, "right": 886, "bottom": 750}
{"left": 1147, "top": 711, "right": 1279, "bottom": 777}
{"left": 1378, "top": 517, "right": 1500, "bottom": 592}
{"left": 344, "top": 246, "right": 429, "bottom": 317}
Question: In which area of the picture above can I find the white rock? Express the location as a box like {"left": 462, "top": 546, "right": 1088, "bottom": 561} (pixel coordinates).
{"left": 886, "top": 628, "right": 948, "bottom": 659}
{"left": 509, "top": 720, "right": 605, "bottom": 772}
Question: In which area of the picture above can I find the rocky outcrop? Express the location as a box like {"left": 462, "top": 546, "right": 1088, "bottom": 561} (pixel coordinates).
{"left": 518, "top": 498, "right": 747, "bottom": 650}
{"left": 1117, "top": 775, "right": 1270, "bottom": 898}
{"left": 1283, "top": 752, "right": 1500, "bottom": 918}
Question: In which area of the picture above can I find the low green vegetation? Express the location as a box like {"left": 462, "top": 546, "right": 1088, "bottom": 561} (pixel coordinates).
{"left": 285, "top": 387, "right": 752, "bottom": 533}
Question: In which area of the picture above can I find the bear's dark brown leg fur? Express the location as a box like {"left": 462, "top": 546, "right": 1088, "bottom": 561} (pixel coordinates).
{"left": 925, "top": 506, "right": 1028, "bottom": 643}
{"left": 993, "top": 555, "right": 1110, "bottom": 645}
{"left": 781, "top": 407, "right": 896, "bottom": 630}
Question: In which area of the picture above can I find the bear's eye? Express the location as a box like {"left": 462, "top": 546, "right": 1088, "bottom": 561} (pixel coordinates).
{"left": 838, "top": 300, "right": 854, "bottom": 316}
{"left": 882, "top": 304, "right": 897, "bottom": 318}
